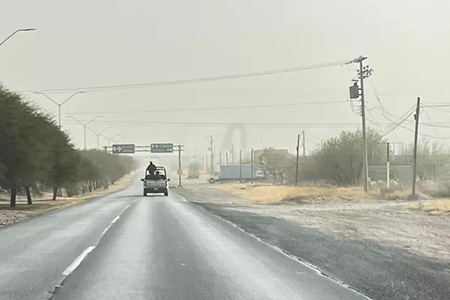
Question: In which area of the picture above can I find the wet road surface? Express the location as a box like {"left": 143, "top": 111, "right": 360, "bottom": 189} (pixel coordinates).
{"left": 0, "top": 180, "right": 367, "bottom": 300}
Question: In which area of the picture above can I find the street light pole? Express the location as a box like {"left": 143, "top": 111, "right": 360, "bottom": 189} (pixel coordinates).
{"left": 67, "top": 115, "right": 103, "bottom": 150}
{"left": 0, "top": 28, "right": 36, "bottom": 48}
{"left": 88, "top": 127, "right": 113, "bottom": 149}
{"left": 34, "top": 91, "right": 86, "bottom": 128}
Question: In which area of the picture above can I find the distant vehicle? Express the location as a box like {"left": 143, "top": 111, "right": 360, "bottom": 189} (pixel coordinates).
{"left": 208, "top": 165, "right": 259, "bottom": 183}
{"left": 141, "top": 166, "right": 170, "bottom": 196}
{"left": 208, "top": 172, "right": 220, "bottom": 183}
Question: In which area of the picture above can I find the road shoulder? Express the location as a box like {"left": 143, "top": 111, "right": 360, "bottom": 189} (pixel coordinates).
{"left": 177, "top": 181, "right": 450, "bottom": 300}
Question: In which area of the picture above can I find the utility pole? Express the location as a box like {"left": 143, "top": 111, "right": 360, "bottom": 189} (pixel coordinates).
{"left": 350, "top": 56, "right": 373, "bottom": 192}
{"left": 359, "top": 57, "right": 369, "bottom": 192}
{"left": 219, "top": 152, "right": 222, "bottom": 165}
{"left": 251, "top": 148, "right": 254, "bottom": 184}
{"left": 295, "top": 134, "right": 300, "bottom": 186}
{"left": 231, "top": 144, "right": 235, "bottom": 164}
{"left": 386, "top": 142, "right": 390, "bottom": 189}
{"left": 226, "top": 151, "right": 229, "bottom": 165}
{"left": 239, "top": 150, "right": 242, "bottom": 182}
{"left": 302, "top": 131, "right": 306, "bottom": 156}
{"left": 208, "top": 135, "right": 214, "bottom": 173}
{"left": 176, "top": 144, "right": 184, "bottom": 187}
{"left": 412, "top": 97, "right": 421, "bottom": 198}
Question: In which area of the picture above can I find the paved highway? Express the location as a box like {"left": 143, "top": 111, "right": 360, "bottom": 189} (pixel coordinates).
{"left": 0, "top": 179, "right": 368, "bottom": 300}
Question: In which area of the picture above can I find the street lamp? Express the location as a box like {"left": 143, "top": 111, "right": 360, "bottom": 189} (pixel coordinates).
{"left": 88, "top": 127, "right": 113, "bottom": 149}
{"left": 0, "top": 28, "right": 36, "bottom": 48}
{"left": 67, "top": 115, "right": 103, "bottom": 150}
{"left": 33, "top": 91, "right": 86, "bottom": 128}
{"left": 102, "top": 134, "right": 124, "bottom": 146}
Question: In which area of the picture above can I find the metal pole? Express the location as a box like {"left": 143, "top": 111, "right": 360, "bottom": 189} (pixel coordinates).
{"left": 83, "top": 125, "right": 87, "bottom": 150}
{"left": 97, "top": 134, "right": 100, "bottom": 150}
{"left": 239, "top": 150, "right": 242, "bottom": 182}
{"left": 209, "top": 136, "right": 214, "bottom": 173}
{"left": 226, "top": 152, "right": 229, "bottom": 165}
{"left": 58, "top": 105, "right": 61, "bottom": 129}
{"left": 359, "top": 57, "right": 369, "bottom": 192}
{"left": 387, "top": 142, "right": 390, "bottom": 189}
{"left": 295, "top": 134, "right": 300, "bottom": 186}
{"left": 412, "top": 97, "right": 421, "bottom": 198}
{"left": 178, "top": 145, "right": 182, "bottom": 187}
{"left": 251, "top": 148, "right": 254, "bottom": 184}
{"left": 0, "top": 28, "right": 36, "bottom": 48}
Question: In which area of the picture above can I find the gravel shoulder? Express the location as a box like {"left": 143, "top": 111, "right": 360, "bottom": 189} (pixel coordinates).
{"left": 177, "top": 180, "right": 450, "bottom": 300}
{"left": 0, "top": 173, "right": 135, "bottom": 228}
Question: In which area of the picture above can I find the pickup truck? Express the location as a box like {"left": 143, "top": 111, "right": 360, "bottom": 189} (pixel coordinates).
{"left": 141, "top": 166, "right": 170, "bottom": 196}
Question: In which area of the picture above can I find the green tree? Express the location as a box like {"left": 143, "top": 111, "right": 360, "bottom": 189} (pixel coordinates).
{"left": 311, "top": 129, "right": 385, "bottom": 186}
{"left": 258, "top": 148, "right": 295, "bottom": 184}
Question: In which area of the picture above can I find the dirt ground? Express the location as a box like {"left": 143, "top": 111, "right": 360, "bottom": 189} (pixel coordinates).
{"left": 182, "top": 180, "right": 450, "bottom": 263}
{"left": 0, "top": 173, "right": 135, "bottom": 227}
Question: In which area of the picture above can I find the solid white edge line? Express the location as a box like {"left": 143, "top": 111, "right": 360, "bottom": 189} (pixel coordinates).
{"left": 62, "top": 246, "right": 95, "bottom": 276}
{"left": 111, "top": 215, "right": 120, "bottom": 224}
{"left": 196, "top": 203, "right": 373, "bottom": 300}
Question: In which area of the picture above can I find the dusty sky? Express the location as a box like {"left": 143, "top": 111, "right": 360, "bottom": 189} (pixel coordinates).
{"left": 1, "top": 0, "right": 449, "bottom": 160}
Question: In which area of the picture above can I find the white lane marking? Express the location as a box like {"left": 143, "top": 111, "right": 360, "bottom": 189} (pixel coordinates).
{"left": 111, "top": 215, "right": 120, "bottom": 224}
{"left": 202, "top": 208, "right": 373, "bottom": 300}
{"left": 62, "top": 246, "right": 95, "bottom": 276}
{"left": 61, "top": 200, "right": 137, "bottom": 278}
{"left": 96, "top": 202, "right": 135, "bottom": 244}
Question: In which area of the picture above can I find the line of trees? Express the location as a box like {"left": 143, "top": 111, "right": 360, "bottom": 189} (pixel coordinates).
{"left": 257, "top": 129, "right": 386, "bottom": 186}
{"left": 0, "top": 86, "right": 136, "bottom": 207}
{"left": 257, "top": 129, "right": 450, "bottom": 187}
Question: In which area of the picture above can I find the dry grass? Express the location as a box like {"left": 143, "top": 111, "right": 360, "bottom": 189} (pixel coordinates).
{"left": 404, "top": 198, "right": 450, "bottom": 215}
{"left": 216, "top": 183, "right": 372, "bottom": 203}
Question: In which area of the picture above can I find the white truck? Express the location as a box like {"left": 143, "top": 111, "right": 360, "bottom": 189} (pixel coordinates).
{"left": 141, "top": 166, "right": 170, "bottom": 196}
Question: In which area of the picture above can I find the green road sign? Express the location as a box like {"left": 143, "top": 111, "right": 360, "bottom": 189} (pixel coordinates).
{"left": 151, "top": 143, "right": 173, "bottom": 153}
{"left": 112, "top": 144, "right": 135, "bottom": 154}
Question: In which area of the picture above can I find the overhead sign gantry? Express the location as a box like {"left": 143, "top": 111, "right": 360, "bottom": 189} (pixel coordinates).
{"left": 107, "top": 143, "right": 184, "bottom": 187}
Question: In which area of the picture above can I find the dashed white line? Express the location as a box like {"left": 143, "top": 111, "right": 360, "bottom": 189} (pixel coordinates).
{"left": 111, "top": 215, "right": 120, "bottom": 224}
{"left": 61, "top": 200, "right": 137, "bottom": 279}
{"left": 62, "top": 246, "right": 95, "bottom": 276}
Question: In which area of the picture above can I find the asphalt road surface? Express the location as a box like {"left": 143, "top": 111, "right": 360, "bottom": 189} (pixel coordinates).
{"left": 0, "top": 179, "right": 369, "bottom": 300}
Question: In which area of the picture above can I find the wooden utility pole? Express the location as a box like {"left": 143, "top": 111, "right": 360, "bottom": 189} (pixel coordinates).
{"left": 412, "top": 97, "right": 421, "bottom": 198}
{"left": 350, "top": 56, "right": 372, "bottom": 192}
{"left": 359, "top": 57, "right": 369, "bottom": 192}
{"left": 177, "top": 145, "right": 183, "bottom": 187}
{"left": 295, "top": 134, "right": 300, "bottom": 186}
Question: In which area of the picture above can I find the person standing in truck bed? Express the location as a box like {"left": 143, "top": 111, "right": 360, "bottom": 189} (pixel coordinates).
{"left": 146, "top": 161, "right": 157, "bottom": 175}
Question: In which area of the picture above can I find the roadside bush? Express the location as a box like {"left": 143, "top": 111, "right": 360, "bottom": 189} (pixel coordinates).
{"left": 0, "top": 86, "right": 136, "bottom": 207}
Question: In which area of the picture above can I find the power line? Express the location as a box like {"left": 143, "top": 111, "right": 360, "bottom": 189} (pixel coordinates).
{"left": 63, "top": 100, "right": 349, "bottom": 115}
{"left": 23, "top": 58, "right": 355, "bottom": 94}
{"left": 64, "top": 120, "right": 375, "bottom": 129}
{"left": 381, "top": 110, "right": 415, "bottom": 137}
